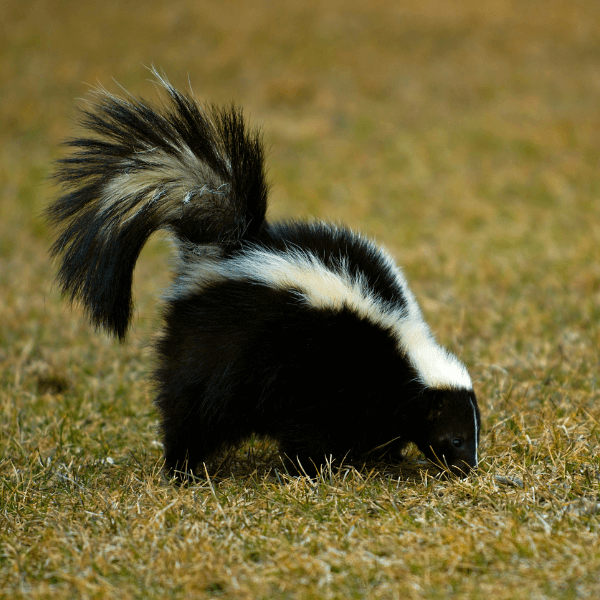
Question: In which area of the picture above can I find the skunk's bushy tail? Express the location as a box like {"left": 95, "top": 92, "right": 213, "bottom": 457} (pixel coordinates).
{"left": 46, "top": 73, "right": 269, "bottom": 339}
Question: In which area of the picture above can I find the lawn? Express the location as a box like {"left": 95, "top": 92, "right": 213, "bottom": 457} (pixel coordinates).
{"left": 1, "top": 0, "right": 599, "bottom": 598}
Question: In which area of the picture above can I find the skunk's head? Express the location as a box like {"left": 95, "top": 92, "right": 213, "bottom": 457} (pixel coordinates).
{"left": 413, "top": 388, "right": 480, "bottom": 478}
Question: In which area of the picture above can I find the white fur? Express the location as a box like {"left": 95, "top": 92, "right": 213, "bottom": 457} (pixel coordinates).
{"left": 470, "top": 395, "right": 479, "bottom": 464}
{"left": 99, "top": 146, "right": 229, "bottom": 228}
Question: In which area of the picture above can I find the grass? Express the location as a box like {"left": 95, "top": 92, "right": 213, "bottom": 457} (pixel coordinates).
{"left": 1, "top": 0, "right": 600, "bottom": 597}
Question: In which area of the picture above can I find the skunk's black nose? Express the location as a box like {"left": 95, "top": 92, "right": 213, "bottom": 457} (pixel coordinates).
{"left": 449, "top": 461, "right": 476, "bottom": 479}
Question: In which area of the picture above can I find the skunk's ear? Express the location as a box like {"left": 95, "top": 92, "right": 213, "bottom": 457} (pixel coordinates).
{"left": 423, "top": 388, "right": 479, "bottom": 434}
{"left": 422, "top": 389, "right": 446, "bottom": 422}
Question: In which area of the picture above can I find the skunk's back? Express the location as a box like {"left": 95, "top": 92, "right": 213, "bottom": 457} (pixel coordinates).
{"left": 171, "top": 220, "right": 472, "bottom": 392}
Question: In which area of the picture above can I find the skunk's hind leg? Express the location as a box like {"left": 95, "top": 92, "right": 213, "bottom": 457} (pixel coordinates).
{"left": 153, "top": 380, "right": 221, "bottom": 482}
{"left": 155, "top": 383, "right": 250, "bottom": 483}
{"left": 158, "top": 402, "right": 208, "bottom": 482}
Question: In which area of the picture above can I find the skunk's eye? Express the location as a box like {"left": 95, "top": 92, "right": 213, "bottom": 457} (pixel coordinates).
{"left": 452, "top": 438, "right": 462, "bottom": 448}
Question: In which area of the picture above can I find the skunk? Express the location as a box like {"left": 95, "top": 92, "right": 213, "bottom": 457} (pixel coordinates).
{"left": 46, "top": 73, "right": 481, "bottom": 481}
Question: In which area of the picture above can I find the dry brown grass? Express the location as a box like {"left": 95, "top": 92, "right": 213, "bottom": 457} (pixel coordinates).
{"left": 1, "top": 0, "right": 600, "bottom": 597}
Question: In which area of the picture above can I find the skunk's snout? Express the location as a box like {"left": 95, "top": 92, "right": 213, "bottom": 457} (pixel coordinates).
{"left": 448, "top": 459, "right": 477, "bottom": 479}
{"left": 423, "top": 443, "right": 478, "bottom": 479}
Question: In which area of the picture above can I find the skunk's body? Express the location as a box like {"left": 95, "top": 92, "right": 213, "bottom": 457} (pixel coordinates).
{"left": 47, "top": 73, "right": 481, "bottom": 480}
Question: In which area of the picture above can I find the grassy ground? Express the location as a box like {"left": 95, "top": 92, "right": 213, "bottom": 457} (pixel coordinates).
{"left": 1, "top": 0, "right": 600, "bottom": 597}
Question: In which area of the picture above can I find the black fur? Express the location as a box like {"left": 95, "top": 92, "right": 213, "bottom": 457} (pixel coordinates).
{"left": 47, "top": 73, "right": 481, "bottom": 481}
